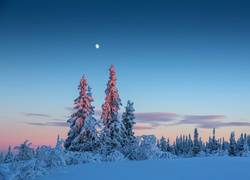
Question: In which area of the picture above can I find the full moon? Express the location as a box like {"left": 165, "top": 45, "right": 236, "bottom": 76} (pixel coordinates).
{"left": 95, "top": 44, "right": 99, "bottom": 49}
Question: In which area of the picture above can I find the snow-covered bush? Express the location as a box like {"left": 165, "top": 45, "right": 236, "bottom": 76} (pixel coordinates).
{"left": 196, "top": 151, "right": 207, "bottom": 157}
{"left": 14, "top": 140, "right": 34, "bottom": 161}
{"left": 140, "top": 135, "right": 163, "bottom": 160}
{"left": 140, "top": 135, "right": 156, "bottom": 146}
{"left": 92, "top": 153, "right": 102, "bottom": 162}
{"left": 123, "top": 135, "right": 165, "bottom": 161}
{"left": 161, "top": 152, "right": 176, "bottom": 159}
{"left": 238, "top": 141, "right": 250, "bottom": 157}
{"left": 106, "top": 150, "right": 124, "bottom": 161}
{"left": 7, "top": 159, "right": 47, "bottom": 180}
{"left": 122, "top": 137, "right": 147, "bottom": 160}
{"left": 213, "top": 149, "right": 228, "bottom": 157}
{"left": 187, "top": 150, "right": 193, "bottom": 158}
{"left": 147, "top": 146, "right": 162, "bottom": 159}
{"left": 36, "top": 145, "right": 66, "bottom": 169}
{"left": 65, "top": 151, "right": 96, "bottom": 165}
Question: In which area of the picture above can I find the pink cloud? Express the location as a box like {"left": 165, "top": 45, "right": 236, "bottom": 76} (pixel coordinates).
{"left": 26, "top": 122, "right": 69, "bottom": 127}
{"left": 23, "top": 108, "right": 250, "bottom": 130}
{"left": 18, "top": 112, "right": 51, "bottom": 117}
{"left": 198, "top": 122, "right": 250, "bottom": 129}
{"left": 133, "top": 112, "right": 180, "bottom": 127}
{"left": 174, "top": 115, "right": 226, "bottom": 125}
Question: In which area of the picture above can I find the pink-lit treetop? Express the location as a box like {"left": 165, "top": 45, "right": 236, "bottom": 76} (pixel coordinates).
{"left": 70, "top": 75, "right": 94, "bottom": 131}
{"left": 101, "top": 65, "right": 122, "bottom": 126}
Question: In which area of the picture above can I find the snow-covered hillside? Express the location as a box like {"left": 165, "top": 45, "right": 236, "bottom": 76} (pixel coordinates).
{"left": 38, "top": 157, "right": 250, "bottom": 180}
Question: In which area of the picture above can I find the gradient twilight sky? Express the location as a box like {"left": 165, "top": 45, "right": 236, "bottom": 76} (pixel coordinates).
{"left": 1, "top": 0, "right": 250, "bottom": 154}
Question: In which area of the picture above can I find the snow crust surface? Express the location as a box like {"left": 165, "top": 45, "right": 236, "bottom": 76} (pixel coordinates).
{"left": 38, "top": 157, "right": 250, "bottom": 180}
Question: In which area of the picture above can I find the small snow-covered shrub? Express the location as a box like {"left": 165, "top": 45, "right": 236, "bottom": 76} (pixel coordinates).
{"left": 92, "top": 153, "right": 102, "bottom": 162}
{"left": 122, "top": 138, "right": 146, "bottom": 160}
{"left": 187, "top": 150, "right": 194, "bottom": 158}
{"left": 65, "top": 151, "right": 97, "bottom": 165}
{"left": 14, "top": 140, "right": 34, "bottom": 161}
{"left": 213, "top": 149, "right": 228, "bottom": 157}
{"left": 7, "top": 159, "right": 47, "bottom": 180}
{"left": 37, "top": 146, "right": 66, "bottom": 169}
{"left": 123, "top": 135, "right": 163, "bottom": 161}
{"left": 140, "top": 135, "right": 156, "bottom": 146}
{"left": 65, "top": 151, "right": 82, "bottom": 165}
{"left": 238, "top": 150, "right": 250, "bottom": 157}
{"left": 161, "top": 152, "right": 176, "bottom": 159}
{"left": 196, "top": 151, "right": 206, "bottom": 157}
{"left": 147, "top": 146, "right": 162, "bottom": 159}
{"left": 107, "top": 150, "right": 124, "bottom": 161}
{"left": 238, "top": 141, "right": 250, "bottom": 157}
{"left": 140, "top": 135, "right": 163, "bottom": 160}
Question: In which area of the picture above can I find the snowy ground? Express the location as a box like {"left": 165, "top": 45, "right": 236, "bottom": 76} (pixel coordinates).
{"left": 38, "top": 157, "right": 250, "bottom": 180}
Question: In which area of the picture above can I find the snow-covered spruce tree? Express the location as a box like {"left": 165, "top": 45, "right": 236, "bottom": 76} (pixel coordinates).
{"left": 183, "top": 135, "right": 188, "bottom": 154}
{"left": 122, "top": 100, "right": 136, "bottom": 141}
{"left": 237, "top": 133, "right": 244, "bottom": 153}
{"left": 188, "top": 134, "right": 193, "bottom": 150}
{"left": 100, "top": 65, "right": 127, "bottom": 149}
{"left": 160, "top": 136, "right": 168, "bottom": 152}
{"left": 4, "top": 146, "right": 14, "bottom": 163}
{"left": 193, "top": 128, "right": 201, "bottom": 156}
{"left": 199, "top": 137, "right": 204, "bottom": 152}
{"left": 175, "top": 136, "right": 181, "bottom": 155}
{"left": 64, "top": 75, "right": 98, "bottom": 151}
{"left": 14, "top": 140, "right": 34, "bottom": 161}
{"left": 156, "top": 139, "right": 160, "bottom": 148}
{"left": 210, "top": 128, "right": 219, "bottom": 154}
{"left": 229, "top": 132, "right": 237, "bottom": 156}
{"left": 78, "top": 86, "right": 100, "bottom": 151}
{"left": 0, "top": 153, "right": 3, "bottom": 164}
{"left": 222, "top": 137, "right": 226, "bottom": 150}
{"left": 167, "top": 138, "right": 171, "bottom": 152}
{"left": 247, "top": 135, "right": 250, "bottom": 147}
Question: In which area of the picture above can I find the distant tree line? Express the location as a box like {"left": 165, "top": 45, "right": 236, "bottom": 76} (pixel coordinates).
{"left": 157, "top": 128, "right": 250, "bottom": 157}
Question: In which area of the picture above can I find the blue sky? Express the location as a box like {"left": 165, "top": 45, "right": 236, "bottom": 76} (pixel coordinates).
{"left": 0, "top": 0, "right": 250, "bottom": 152}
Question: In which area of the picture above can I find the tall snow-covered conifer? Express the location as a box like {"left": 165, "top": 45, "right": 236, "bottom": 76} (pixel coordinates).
{"left": 101, "top": 65, "right": 127, "bottom": 148}
{"left": 122, "top": 100, "right": 136, "bottom": 140}
{"left": 210, "top": 128, "right": 219, "bottom": 153}
{"left": 78, "top": 86, "right": 100, "bottom": 151}
{"left": 101, "top": 65, "right": 122, "bottom": 127}
{"left": 229, "top": 131, "right": 237, "bottom": 156}
{"left": 193, "top": 128, "right": 201, "bottom": 156}
{"left": 160, "top": 136, "right": 168, "bottom": 152}
{"left": 64, "top": 75, "right": 94, "bottom": 151}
